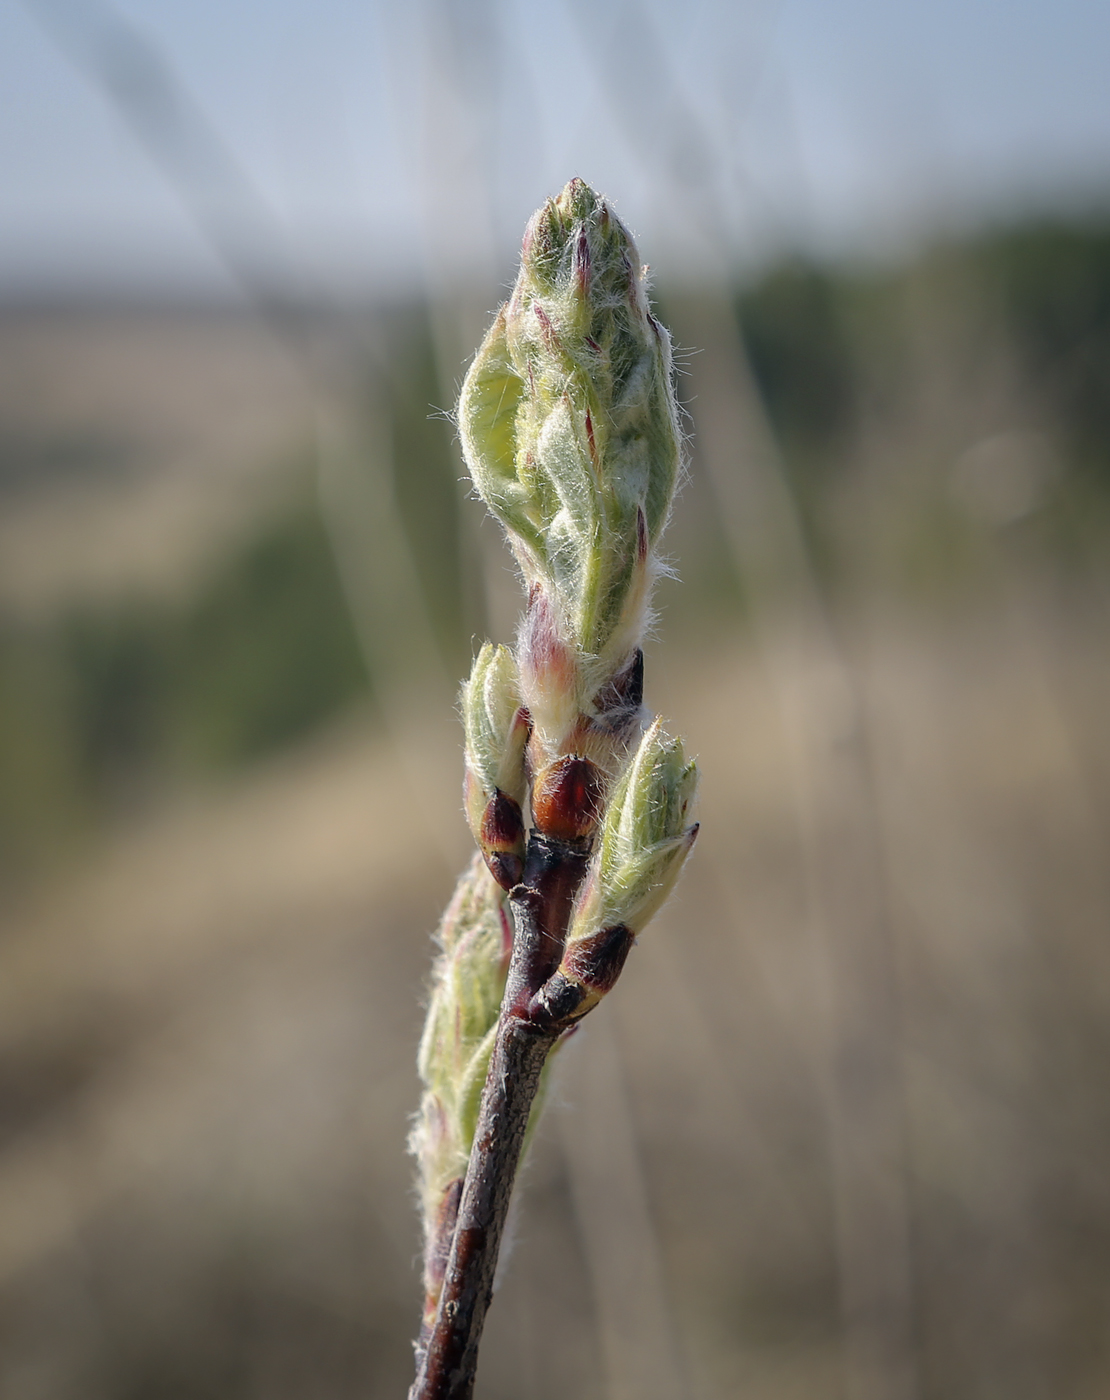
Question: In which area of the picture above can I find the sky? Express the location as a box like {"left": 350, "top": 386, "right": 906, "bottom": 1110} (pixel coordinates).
{"left": 2, "top": 0, "right": 1109, "bottom": 299}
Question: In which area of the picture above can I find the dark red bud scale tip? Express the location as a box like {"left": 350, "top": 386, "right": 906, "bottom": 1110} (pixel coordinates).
{"left": 531, "top": 755, "right": 605, "bottom": 840}
{"left": 526, "top": 924, "right": 637, "bottom": 1030}
{"left": 480, "top": 790, "right": 525, "bottom": 851}
{"left": 573, "top": 228, "right": 591, "bottom": 296}
{"left": 485, "top": 852, "right": 524, "bottom": 893}
{"left": 563, "top": 924, "right": 637, "bottom": 995}
{"left": 533, "top": 303, "right": 558, "bottom": 351}
{"left": 636, "top": 505, "right": 649, "bottom": 563}
{"left": 584, "top": 409, "right": 598, "bottom": 466}
{"left": 480, "top": 790, "right": 526, "bottom": 891}
{"left": 527, "top": 973, "right": 586, "bottom": 1029}
{"left": 421, "top": 1174, "right": 465, "bottom": 1331}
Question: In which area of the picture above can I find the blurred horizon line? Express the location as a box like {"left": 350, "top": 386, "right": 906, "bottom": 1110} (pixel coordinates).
{"left": 3, "top": 189, "right": 1110, "bottom": 313}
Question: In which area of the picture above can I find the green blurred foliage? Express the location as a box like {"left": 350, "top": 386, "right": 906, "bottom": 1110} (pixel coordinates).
{"left": 726, "top": 216, "right": 1110, "bottom": 598}
{"left": 737, "top": 263, "right": 856, "bottom": 460}
{"left": 986, "top": 223, "right": 1110, "bottom": 479}
{"left": 171, "top": 504, "right": 367, "bottom": 769}
{"left": 735, "top": 219, "right": 1110, "bottom": 484}
{"left": 0, "top": 627, "right": 90, "bottom": 872}
{"left": 0, "top": 501, "right": 367, "bottom": 881}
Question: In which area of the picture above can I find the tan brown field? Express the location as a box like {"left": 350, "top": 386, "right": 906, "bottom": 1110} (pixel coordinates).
{"left": 0, "top": 299, "right": 1108, "bottom": 1400}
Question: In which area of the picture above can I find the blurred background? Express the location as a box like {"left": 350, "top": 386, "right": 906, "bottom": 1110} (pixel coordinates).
{"left": 2, "top": 1, "right": 1109, "bottom": 1397}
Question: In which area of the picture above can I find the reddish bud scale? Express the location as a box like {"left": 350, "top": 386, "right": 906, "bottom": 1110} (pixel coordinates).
{"left": 636, "top": 505, "right": 649, "bottom": 564}
{"left": 527, "top": 972, "right": 585, "bottom": 1028}
{"left": 573, "top": 228, "right": 591, "bottom": 297}
{"left": 584, "top": 409, "right": 597, "bottom": 467}
{"left": 531, "top": 755, "right": 605, "bottom": 840}
{"left": 520, "top": 590, "right": 577, "bottom": 700}
{"left": 525, "top": 926, "right": 636, "bottom": 1030}
{"left": 485, "top": 852, "right": 522, "bottom": 895}
{"left": 480, "top": 791, "right": 526, "bottom": 891}
{"left": 562, "top": 923, "right": 636, "bottom": 994}
{"left": 533, "top": 302, "right": 558, "bottom": 352}
{"left": 421, "top": 1175, "right": 463, "bottom": 1333}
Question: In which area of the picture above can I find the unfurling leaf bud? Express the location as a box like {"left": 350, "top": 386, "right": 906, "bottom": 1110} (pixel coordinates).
{"left": 462, "top": 643, "right": 530, "bottom": 888}
{"left": 531, "top": 721, "right": 697, "bottom": 1024}
{"left": 410, "top": 856, "right": 511, "bottom": 1309}
{"left": 459, "top": 178, "right": 682, "bottom": 765}
{"left": 575, "top": 718, "right": 698, "bottom": 935}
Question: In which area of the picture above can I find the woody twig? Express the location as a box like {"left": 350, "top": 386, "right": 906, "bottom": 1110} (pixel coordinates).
{"left": 409, "top": 180, "right": 698, "bottom": 1400}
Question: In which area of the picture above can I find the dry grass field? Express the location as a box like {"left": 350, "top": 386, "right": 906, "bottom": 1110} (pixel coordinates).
{"left": 0, "top": 262, "right": 1108, "bottom": 1399}
{"left": 0, "top": 598, "right": 1107, "bottom": 1400}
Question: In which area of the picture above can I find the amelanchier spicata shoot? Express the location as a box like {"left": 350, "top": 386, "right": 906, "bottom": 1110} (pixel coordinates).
{"left": 410, "top": 178, "right": 698, "bottom": 1400}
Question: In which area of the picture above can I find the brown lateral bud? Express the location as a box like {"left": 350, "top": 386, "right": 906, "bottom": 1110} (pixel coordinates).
{"left": 527, "top": 971, "right": 587, "bottom": 1029}
{"left": 562, "top": 923, "right": 636, "bottom": 995}
{"left": 531, "top": 755, "right": 605, "bottom": 840}
{"left": 479, "top": 789, "right": 526, "bottom": 891}
{"left": 526, "top": 926, "right": 636, "bottom": 1030}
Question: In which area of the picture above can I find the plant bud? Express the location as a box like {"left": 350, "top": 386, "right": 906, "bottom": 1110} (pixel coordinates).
{"left": 410, "top": 856, "right": 511, "bottom": 1276}
{"left": 566, "top": 718, "right": 698, "bottom": 946}
{"left": 531, "top": 754, "right": 605, "bottom": 840}
{"left": 479, "top": 789, "right": 526, "bottom": 891}
{"left": 462, "top": 643, "right": 530, "bottom": 885}
{"left": 459, "top": 179, "right": 682, "bottom": 758}
{"left": 528, "top": 923, "right": 637, "bottom": 1027}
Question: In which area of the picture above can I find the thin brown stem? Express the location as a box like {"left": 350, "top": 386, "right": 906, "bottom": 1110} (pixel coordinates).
{"left": 410, "top": 833, "right": 590, "bottom": 1400}
{"left": 409, "top": 1014, "right": 556, "bottom": 1400}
